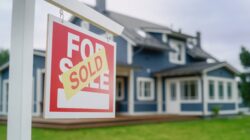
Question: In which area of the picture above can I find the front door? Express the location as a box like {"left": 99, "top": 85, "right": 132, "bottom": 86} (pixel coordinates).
{"left": 166, "top": 81, "right": 180, "bottom": 114}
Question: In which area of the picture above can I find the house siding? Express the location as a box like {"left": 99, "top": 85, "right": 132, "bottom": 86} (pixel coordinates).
{"left": 33, "top": 55, "right": 45, "bottom": 113}
{"left": 114, "top": 36, "right": 128, "bottom": 64}
{"left": 208, "top": 103, "right": 236, "bottom": 111}
{"left": 181, "top": 103, "right": 203, "bottom": 112}
{"left": 207, "top": 67, "right": 235, "bottom": 79}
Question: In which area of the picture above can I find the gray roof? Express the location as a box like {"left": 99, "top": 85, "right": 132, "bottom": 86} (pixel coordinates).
{"left": 154, "top": 62, "right": 233, "bottom": 77}
{"left": 104, "top": 11, "right": 173, "bottom": 50}
{"left": 187, "top": 47, "right": 216, "bottom": 60}
{"left": 71, "top": 9, "right": 173, "bottom": 51}
{"left": 71, "top": 6, "right": 216, "bottom": 58}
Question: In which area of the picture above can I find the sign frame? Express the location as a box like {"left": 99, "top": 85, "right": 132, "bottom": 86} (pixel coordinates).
{"left": 44, "top": 14, "right": 117, "bottom": 119}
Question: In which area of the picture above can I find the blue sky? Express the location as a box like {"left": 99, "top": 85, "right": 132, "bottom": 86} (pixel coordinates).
{"left": 1, "top": 0, "right": 250, "bottom": 71}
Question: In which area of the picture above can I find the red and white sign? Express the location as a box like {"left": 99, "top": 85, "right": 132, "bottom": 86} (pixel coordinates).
{"left": 44, "top": 15, "right": 116, "bottom": 118}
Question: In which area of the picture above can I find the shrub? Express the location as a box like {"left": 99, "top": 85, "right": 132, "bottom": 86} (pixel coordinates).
{"left": 211, "top": 106, "right": 220, "bottom": 117}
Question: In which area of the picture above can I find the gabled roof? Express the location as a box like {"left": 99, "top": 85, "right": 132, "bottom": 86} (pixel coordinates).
{"left": 71, "top": 9, "right": 173, "bottom": 51}
{"left": 154, "top": 62, "right": 239, "bottom": 77}
{"left": 187, "top": 47, "right": 216, "bottom": 60}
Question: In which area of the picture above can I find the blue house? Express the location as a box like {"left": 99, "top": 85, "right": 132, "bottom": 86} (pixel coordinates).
{"left": 0, "top": 0, "right": 246, "bottom": 117}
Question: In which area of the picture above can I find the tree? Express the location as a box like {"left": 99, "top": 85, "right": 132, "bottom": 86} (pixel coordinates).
{"left": 240, "top": 47, "right": 250, "bottom": 68}
{"left": 0, "top": 49, "right": 9, "bottom": 66}
{"left": 239, "top": 46, "right": 250, "bottom": 106}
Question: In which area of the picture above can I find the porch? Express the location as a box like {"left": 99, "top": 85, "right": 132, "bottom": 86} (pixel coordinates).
{"left": 154, "top": 62, "right": 240, "bottom": 116}
{"left": 0, "top": 115, "right": 199, "bottom": 129}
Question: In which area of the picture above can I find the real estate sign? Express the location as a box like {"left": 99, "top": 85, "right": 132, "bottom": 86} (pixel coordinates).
{"left": 44, "top": 15, "right": 116, "bottom": 118}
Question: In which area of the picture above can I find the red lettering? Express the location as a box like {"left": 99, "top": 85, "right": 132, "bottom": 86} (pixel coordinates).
{"left": 70, "top": 71, "right": 79, "bottom": 89}
{"left": 79, "top": 65, "right": 88, "bottom": 82}
{"left": 95, "top": 55, "right": 102, "bottom": 71}
{"left": 88, "top": 62, "right": 96, "bottom": 76}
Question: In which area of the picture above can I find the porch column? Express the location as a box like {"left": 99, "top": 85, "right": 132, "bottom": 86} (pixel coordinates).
{"left": 128, "top": 69, "right": 134, "bottom": 115}
{"left": 7, "top": 0, "right": 35, "bottom": 140}
{"left": 157, "top": 76, "right": 163, "bottom": 114}
{"left": 202, "top": 73, "right": 208, "bottom": 116}
{"left": 234, "top": 81, "right": 239, "bottom": 113}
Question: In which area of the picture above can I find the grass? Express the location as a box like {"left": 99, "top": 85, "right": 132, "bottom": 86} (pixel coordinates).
{"left": 1, "top": 116, "right": 250, "bottom": 140}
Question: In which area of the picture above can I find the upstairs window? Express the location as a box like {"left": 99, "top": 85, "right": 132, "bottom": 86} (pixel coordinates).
{"left": 169, "top": 40, "right": 186, "bottom": 64}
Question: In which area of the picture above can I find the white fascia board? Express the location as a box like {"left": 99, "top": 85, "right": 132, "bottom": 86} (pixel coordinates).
{"left": 46, "top": 0, "right": 124, "bottom": 35}
{"left": 203, "top": 63, "right": 239, "bottom": 75}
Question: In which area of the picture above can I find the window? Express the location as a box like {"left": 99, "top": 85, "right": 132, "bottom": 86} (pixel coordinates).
{"left": 116, "top": 78, "right": 125, "bottom": 101}
{"left": 209, "top": 80, "right": 215, "bottom": 99}
{"left": 162, "top": 34, "right": 168, "bottom": 43}
{"left": 170, "top": 83, "right": 177, "bottom": 101}
{"left": 181, "top": 80, "right": 198, "bottom": 100}
{"left": 169, "top": 40, "right": 186, "bottom": 64}
{"left": 227, "top": 82, "right": 232, "bottom": 99}
{"left": 137, "top": 78, "right": 154, "bottom": 101}
{"left": 218, "top": 81, "right": 224, "bottom": 99}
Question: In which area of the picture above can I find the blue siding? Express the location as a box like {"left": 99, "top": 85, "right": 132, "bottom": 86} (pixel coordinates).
{"left": 114, "top": 36, "right": 128, "bottom": 64}
{"left": 116, "top": 76, "right": 128, "bottom": 112}
{"left": 33, "top": 55, "right": 45, "bottom": 112}
{"left": 238, "top": 102, "right": 248, "bottom": 108}
{"left": 134, "top": 103, "right": 157, "bottom": 112}
{"left": 207, "top": 67, "right": 235, "bottom": 79}
{"left": 208, "top": 103, "right": 236, "bottom": 111}
{"left": 89, "top": 24, "right": 105, "bottom": 35}
{"left": 186, "top": 54, "right": 206, "bottom": 64}
{"left": 162, "top": 78, "right": 166, "bottom": 112}
{"left": 133, "top": 49, "right": 177, "bottom": 76}
{"left": 181, "top": 103, "right": 203, "bottom": 111}
{"left": 72, "top": 18, "right": 105, "bottom": 35}
{"left": 148, "top": 32, "right": 162, "bottom": 42}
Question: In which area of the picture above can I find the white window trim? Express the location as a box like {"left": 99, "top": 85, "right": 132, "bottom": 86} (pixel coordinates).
{"left": 165, "top": 77, "right": 202, "bottom": 103}
{"left": 206, "top": 77, "right": 236, "bottom": 103}
{"left": 169, "top": 40, "right": 186, "bottom": 65}
{"left": 162, "top": 34, "right": 168, "bottom": 43}
{"left": 180, "top": 80, "right": 199, "bottom": 101}
{"left": 80, "top": 21, "right": 90, "bottom": 30}
{"left": 116, "top": 78, "right": 125, "bottom": 101}
{"left": 137, "top": 77, "right": 155, "bottom": 101}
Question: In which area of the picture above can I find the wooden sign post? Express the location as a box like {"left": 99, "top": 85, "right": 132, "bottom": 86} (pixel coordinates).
{"left": 7, "top": 0, "right": 123, "bottom": 140}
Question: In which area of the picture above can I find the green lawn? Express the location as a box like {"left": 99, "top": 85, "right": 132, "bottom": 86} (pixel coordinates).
{"left": 1, "top": 116, "right": 250, "bottom": 140}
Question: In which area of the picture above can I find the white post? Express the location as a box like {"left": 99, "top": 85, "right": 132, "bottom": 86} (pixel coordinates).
{"left": 157, "top": 77, "right": 162, "bottom": 114}
{"left": 128, "top": 69, "right": 134, "bottom": 115}
{"left": 7, "top": 0, "right": 35, "bottom": 140}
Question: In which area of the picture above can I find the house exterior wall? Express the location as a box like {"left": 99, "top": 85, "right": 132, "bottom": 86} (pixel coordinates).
{"left": 204, "top": 70, "right": 239, "bottom": 115}
{"left": 116, "top": 76, "right": 128, "bottom": 113}
{"left": 207, "top": 67, "right": 235, "bottom": 79}
{"left": 114, "top": 36, "right": 128, "bottom": 64}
